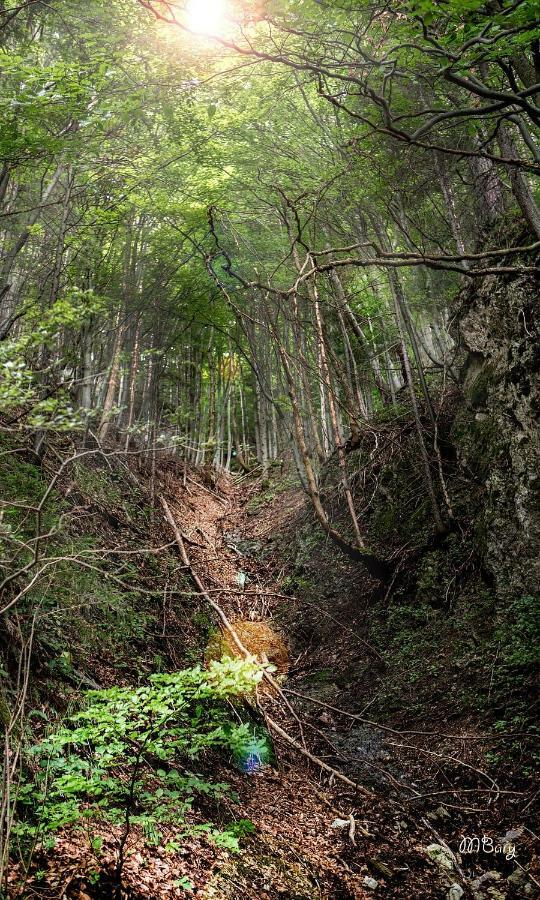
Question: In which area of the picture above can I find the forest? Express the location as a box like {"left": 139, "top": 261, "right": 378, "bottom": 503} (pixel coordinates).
{"left": 0, "top": 0, "right": 539, "bottom": 896}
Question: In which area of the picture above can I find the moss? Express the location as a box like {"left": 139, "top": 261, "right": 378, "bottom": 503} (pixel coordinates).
{"left": 371, "top": 505, "right": 396, "bottom": 541}
{"left": 74, "top": 462, "right": 123, "bottom": 506}
{"left": 304, "top": 667, "right": 334, "bottom": 684}
{"left": 452, "top": 409, "right": 501, "bottom": 478}
{"left": 495, "top": 594, "right": 540, "bottom": 669}
{"left": 415, "top": 551, "right": 443, "bottom": 603}
{"left": 467, "top": 362, "right": 494, "bottom": 409}
{"left": 246, "top": 475, "right": 299, "bottom": 515}
{"left": 0, "top": 440, "right": 58, "bottom": 536}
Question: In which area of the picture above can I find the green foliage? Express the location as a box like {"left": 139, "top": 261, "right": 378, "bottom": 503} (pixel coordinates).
{"left": 409, "top": 0, "right": 540, "bottom": 53}
{"left": 245, "top": 475, "right": 297, "bottom": 514}
{"left": 0, "top": 442, "right": 48, "bottom": 530}
{"left": 496, "top": 595, "right": 540, "bottom": 669}
{"left": 303, "top": 668, "right": 335, "bottom": 685}
{"left": 174, "top": 876, "right": 195, "bottom": 891}
{"left": 73, "top": 462, "right": 123, "bottom": 507}
{"left": 15, "top": 658, "right": 263, "bottom": 852}
{"left": 0, "top": 440, "right": 65, "bottom": 596}
{"left": 0, "top": 291, "right": 103, "bottom": 429}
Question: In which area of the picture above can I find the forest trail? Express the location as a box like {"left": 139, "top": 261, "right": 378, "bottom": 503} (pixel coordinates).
{"left": 149, "top": 465, "right": 465, "bottom": 900}
{"left": 157, "top": 466, "right": 371, "bottom": 898}
{"left": 4, "top": 452, "right": 538, "bottom": 899}
{"left": 159, "top": 466, "right": 299, "bottom": 627}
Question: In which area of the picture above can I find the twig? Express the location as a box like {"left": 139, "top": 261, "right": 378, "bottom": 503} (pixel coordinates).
{"left": 283, "top": 687, "right": 535, "bottom": 742}
{"left": 421, "top": 817, "right": 467, "bottom": 882}
{"left": 265, "top": 714, "right": 375, "bottom": 800}
{"left": 159, "top": 495, "right": 307, "bottom": 748}
{"left": 185, "top": 475, "right": 228, "bottom": 506}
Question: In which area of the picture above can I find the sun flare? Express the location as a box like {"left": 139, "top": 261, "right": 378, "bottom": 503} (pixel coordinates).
{"left": 186, "top": 0, "right": 227, "bottom": 36}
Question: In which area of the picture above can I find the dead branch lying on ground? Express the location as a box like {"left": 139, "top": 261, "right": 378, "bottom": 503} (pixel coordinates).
{"left": 159, "top": 494, "right": 375, "bottom": 800}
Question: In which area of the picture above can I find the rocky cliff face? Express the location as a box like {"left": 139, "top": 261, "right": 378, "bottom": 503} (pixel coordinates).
{"left": 453, "top": 262, "right": 539, "bottom": 602}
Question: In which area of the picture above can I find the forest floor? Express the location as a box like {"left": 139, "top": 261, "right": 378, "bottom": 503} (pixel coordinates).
{"left": 149, "top": 462, "right": 376, "bottom": 900}
{"left": 6, "top": 452, "right": 539, "bottom": 899}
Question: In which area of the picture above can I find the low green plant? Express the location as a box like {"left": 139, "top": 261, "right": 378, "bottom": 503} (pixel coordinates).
{"left": 14, "top": 658, "right": 265, "bottom": 854}
{"left": 496, "top": 595, "right": 540, "bottom": 669}
{"left": 0, "top": 442, "right": 56, "bottom": 537}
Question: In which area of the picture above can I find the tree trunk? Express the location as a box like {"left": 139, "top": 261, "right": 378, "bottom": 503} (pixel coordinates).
{"left": 498, "top": 124, "right": 540, "bottom": 238}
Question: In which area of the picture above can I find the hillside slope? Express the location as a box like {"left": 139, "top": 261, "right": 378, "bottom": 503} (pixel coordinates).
{"left": 2, "top": 409, "right": 538, "bottom": 897}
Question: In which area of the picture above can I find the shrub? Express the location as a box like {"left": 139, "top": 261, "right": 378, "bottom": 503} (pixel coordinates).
{"left": 206, "top": 621, "right": 289, "bottom": 676}
{"left": 14, "top": 658, "right": 265, "bottom": 853}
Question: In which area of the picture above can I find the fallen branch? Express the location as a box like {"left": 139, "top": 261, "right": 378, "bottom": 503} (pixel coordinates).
{"left": 265, "top": 714, "right": 375, "bottom": 800}
{"left": 159, "top": 495, "right": 306, "bottom": 745}
{"left": 185, "top": 474, "right": 228, "bottom": 507}
{"left": 160, "top": 494, "right": 376, "bottom": 799}
{"left": 283, "top": 687, "right": 537, "bottom": 741}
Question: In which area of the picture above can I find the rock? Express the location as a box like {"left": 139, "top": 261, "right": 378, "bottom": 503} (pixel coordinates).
{"left": 426, "top": 843, "right": 455, "bottom": 872}
{"left": 427, "top": 805, "right": 451, "bottom": 822}
{"left": 368, "top": 859, "right": 394, "bottom": 880}
{"left": 235, "top": 570, "right": 248, "bottom": 588}
{"left": 226, "top": 533, "right": 264, "bottom": 557}
{"left": 453, "top": 268, "right": 540, "bottom": 602}
{"left": 331, "top": 818, "right": 349, "bottom": 830}
{"left": 498, "top": 827, "right": 523, "bottom": 843}
{"left": 448, "top": 885, "right": 464, "bottom": 900}
{"left": 472, "top": 872, "right": 502, "bottom": 888}
{"left": 471, "top": 870, "right": 505, "bottom": 898}
{"left": 507, "top": 868, "right": 534, "bottom": 894}
{"left": 507, "top": 869, "right": 523, "bottom": 886}
{"left": 435, "top": 805, "right": 451, "bottom": 818}
{"left": 363, "top": 876, "right": 378, "bottom": 890}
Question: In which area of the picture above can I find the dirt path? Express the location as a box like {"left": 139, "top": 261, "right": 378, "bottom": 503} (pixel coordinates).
{"left": 14, "top": 463, "right": 535, "bottom": 899}
{"left": 160, "top": 468, "right": 373, "bottom": 898}
{"left": 163, "top": 471, "right": 287, "bottom": 622}
{"left": 159, "top": 468, "right": 540, "bottom": 900}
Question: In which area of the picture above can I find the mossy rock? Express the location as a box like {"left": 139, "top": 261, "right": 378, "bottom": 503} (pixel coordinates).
{"left": 467, "top": 362, "right": 494, "bottom": 409}
{"left": 452, "top": 409, "right": 501, "bottom": 477}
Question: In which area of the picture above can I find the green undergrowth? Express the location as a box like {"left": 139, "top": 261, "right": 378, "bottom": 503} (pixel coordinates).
{"left": 13, "top": 658, "right": 264, "bottom": 857}
{"left": 1, "top": 440, "right": 281, "bottom": 891}
{"left": 269, "top": 414, "right": 539, "bottom": 749}
{"left": 0, "top": 438, "right": 209, "bottom": 741}
{"left": 37, "top": 550, "right": 153, "bottom": 679}
{"left": 246, "top": 474, "right": 299, "bottom": 514}
{"left": 0, "top": 436, "right": 60, "bottom": 540}
{"left": 291, "top": 511, "right": 539, "bottom": 735}
{"left": 369, "top": 584, "right": 528, "bottom": 714}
